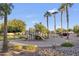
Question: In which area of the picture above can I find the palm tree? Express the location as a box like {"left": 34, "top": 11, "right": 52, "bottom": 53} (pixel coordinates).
{"left": 48, "top": 10, "right": 58, "bottom": 33}
{"left": 52, "top": 12, "right": 57, "bottom": 33}
{"left": 58, "top": 6, "right": 65, "bottom": 33}
{"left": 0, "top": 3, "right": 14, "bottom": 52}
{"left": 59, "top": 3, "right": 73, "bottom": 39}
{"left": 44, "top": 11, "right": 51, "bottom": 38}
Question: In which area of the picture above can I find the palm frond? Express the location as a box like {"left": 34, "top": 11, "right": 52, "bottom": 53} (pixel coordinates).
{"left": 58, "top": 3, "right": 66, "bottom": 12}
{"left": 44, "top": 11, "right": 51, "bottom": 17}
{"left": 0, "top": 3, "right": 14, "bottom": 15}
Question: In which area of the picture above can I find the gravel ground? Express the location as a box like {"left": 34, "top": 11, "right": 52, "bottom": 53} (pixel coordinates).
{"left": 55, "top": 46, "right": 79, "bottom": 56}
{"left": 9, "top": 47, "right": 64, "bottom": 56}
{"left": 0, "top": 34, "right": 79, "bottom": 56}
{"left": 8, "top": 46, "right": 79, "bottom": 56}
{"left": 0, "top": 46, "right": 79, "bottom": 56}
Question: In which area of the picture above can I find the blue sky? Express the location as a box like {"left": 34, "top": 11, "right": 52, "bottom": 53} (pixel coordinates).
{"left": 1, "top": 3, "right": 79, "bottom": 31}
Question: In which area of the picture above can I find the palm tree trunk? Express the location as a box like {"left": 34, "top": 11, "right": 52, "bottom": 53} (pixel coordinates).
{"left": 66, "top": 6, "right": 69, "bottom": 39}
{"left": 2, "top": 13, "right": 8, "bottom": 52}
{"left": 47, "top": 16, "right": 49, "bottom": 30}
{"left": 60, "top": 12, "right": 63, "bottom": 33}
{"left": 46, "top": 16, "right": 49, "bottom": 38}
{"left": 53, "top": 14, "right": 56, "bottom": 33}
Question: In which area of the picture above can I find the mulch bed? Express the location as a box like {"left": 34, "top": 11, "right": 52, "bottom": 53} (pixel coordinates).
{"left": 0, "top": 47, "right": 64, "bottom": 56}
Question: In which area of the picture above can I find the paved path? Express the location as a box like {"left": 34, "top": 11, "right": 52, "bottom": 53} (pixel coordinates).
{"left": 0, "top": 34, "right": 79, "bottom": 48}
{"left": 9, "top": 37, "right": 65, "bottom": 47}
{"left": 9, "top": 34, "right": 79, "bottom": 47}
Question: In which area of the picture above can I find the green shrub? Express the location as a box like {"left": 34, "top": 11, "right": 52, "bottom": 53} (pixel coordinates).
{"left": 22, "top": 46, "right": 27, "bottom": 49}
{"left": 0, "top": 39, "right": 2, "bottom": 41}
{"left": 76, "top": 33, "right": 79, "bottom": 37}
{"left": 7, "top": 35, "right": 14, "bottom": 40}
{"left": 19, "top": 36, "right": 24, "bottom": 39}
{"left": 12, "top": 44, "right": 23, "bottom": 51}
{"left": 61, "top": 42, "right": 74, "bottom": 47}
{"left": 73, "top": 25, "right": 79, "bottom": 34}
{"left": 56, "top": 28, "right": 62, "bottom": 33}
{"left": 23, "top": 44, "right": 38, "bottom": 53}
{"left": 35, "top": 35, "right": 44, "bottom": 40}
{"left": 19, "top": 35, "right": 27, "bottom": 39}
{"left": 0, "top": 36, "right": 3, "bottom": 41}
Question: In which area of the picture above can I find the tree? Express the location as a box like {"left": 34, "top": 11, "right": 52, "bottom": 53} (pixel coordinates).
{"left": 0, "top": 19, "right": 26, "bottom": 40}
{"left": 0, "top": 24, "right": 2, "bottom": 33}
{"left": 0, "top": 3, "right": 14, "bottom": 52}
{"left": 67, "top": 28, "right": 73, "bottom": 32}
{"left": 7, "top": 19, "right": 26, "bottom": 32}
{"left": 29, "top": 28, "right": 35, "bottom": 33}
{"left": 48, "top": 9, "right": 58, "bottom": 33}
{"left": 60, "top": 3, "right": 73, "bottom": 39}
{"left": 44, "top": 11, "right": 51, "bottom": 38}
{"left": 34, "top": 23, "right": 48, "bottom": 37}
{"left": 51, "top": 11, "right": 58, "bottom": 33}
{"left": 58, "top": 5, "right": 65, "bottom": 33}
{"left": 73, "top": 25, "right": 79, "bottom": 34}
{"left": 56, "top": 28, "right": 63, "bottom": 34}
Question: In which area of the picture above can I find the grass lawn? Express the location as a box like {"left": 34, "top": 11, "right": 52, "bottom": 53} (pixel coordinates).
{"left": 0, "top": 34, "right": 27, "bottom": 41}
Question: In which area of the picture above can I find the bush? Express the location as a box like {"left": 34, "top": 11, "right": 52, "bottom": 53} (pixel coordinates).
{"left": 0, "top": 36, "right": 3, "bottom": 41}
{"left": 0, "top": 39, "right": 3, "bottom": 41}
{"left": 35, "top": 35, "right": 44, "bottom": 40}
{"left": 12, "top": 44, "right": 23, "bottom": 51}
{"left": 73, "top": 25, "right": 79, "bottom": 34}
{"left": 19, "top": 36, "right": 24, "bottom": 39}
{"left": 61, "top": 42, "right": 74, "bottom": 47}
{"left": 77, "top": 33, "right": 79, "bottom": 37}
{"left": 56, "top": 28, "right": 62, "bottom": 33}
{"left": 19, "top": 35, "right": 27, "bottom": 39}
{"left": 7, "top": 35, "right": 14, "bottom": 40}
{"left": 22, "top": 46, "right": 27, "bottom": 49}
{"left": 23, "top": 44, "right": 38, "bottom": 53}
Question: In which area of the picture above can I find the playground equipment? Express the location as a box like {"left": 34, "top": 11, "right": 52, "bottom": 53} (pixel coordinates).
{"left": 26, "top": 28, "right": 45, "bottom": 40}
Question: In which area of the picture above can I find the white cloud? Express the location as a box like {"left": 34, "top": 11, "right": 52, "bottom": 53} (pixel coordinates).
{"left": 48, "top": 9, "right": 59, "bottom": 13}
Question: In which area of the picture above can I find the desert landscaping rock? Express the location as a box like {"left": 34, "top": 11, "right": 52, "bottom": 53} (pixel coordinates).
{"left": 0, "top": 34, "right": 79, "bottom": 56}
{"left": 38, "top": 47, "right": 64, "bottom": 56}
{"left": 55, "top": 46, "right": 79, "bottom": 56}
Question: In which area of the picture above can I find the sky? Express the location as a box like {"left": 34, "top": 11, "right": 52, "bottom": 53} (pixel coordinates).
{"left": 0, "top": 3, "right": 79, "bottom": 31}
